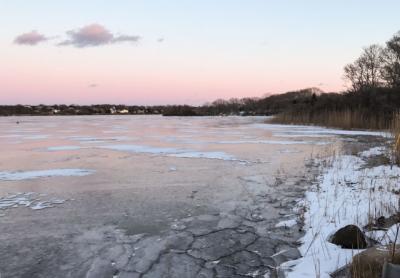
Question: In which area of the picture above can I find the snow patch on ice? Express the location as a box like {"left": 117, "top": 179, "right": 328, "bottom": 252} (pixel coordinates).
{"left": 99, "top": 144, "right": 238, "bottom": 161}
{"left": 275, "top": 219, "right": 297, "bottom": 228}
{"left": 169, "top": 151, "right": 236, "bottom": 161}
{"left": 23, "top": 135, "right": 49, "bottom": 140}
{"left": 0, "top": 192, "right": 66, "bottom": 211}
{"left": 0, "top": 169, "right": 94, "bottom": 181}
{"left": 47, "top": 145, "right": 83, "bottom": 151}
{"left": 99, "top": 144, "right": 182, "bottom": 154}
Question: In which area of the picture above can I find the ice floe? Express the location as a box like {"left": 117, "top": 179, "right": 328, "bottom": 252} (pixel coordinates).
{"left": 0, "top": 169, "right": 94, "bottom": 181}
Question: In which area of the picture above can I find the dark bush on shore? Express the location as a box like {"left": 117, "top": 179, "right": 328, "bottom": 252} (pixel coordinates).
{"left": 162, "top": 105, "right": 199, "bottom": 116}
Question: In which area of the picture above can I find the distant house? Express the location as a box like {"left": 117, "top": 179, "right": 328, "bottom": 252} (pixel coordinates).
{"left": 110, "top": 107, "right": 117, "bottom": 114}
{"left": 118, "top": 109, "right": 129, "bottom": 114}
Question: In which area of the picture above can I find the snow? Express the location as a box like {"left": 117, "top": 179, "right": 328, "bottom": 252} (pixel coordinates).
{"left": 366, "top": 224, "right": 400, "bottom": 245}
{"left": 0, "top": 169, "right": 95, "bottom": 181}
{"left": 281, "top": 147, "right": 400, "bottom": 277}
{"left": 360, "top": 146, "right": 387, "bottom": 157}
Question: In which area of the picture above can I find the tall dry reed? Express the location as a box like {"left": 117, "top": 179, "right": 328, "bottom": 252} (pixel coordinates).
{"left": 391, "top": 112, "right": 400, "bottom": 164}
{"left": 270, "top": 109, "right": 391, "bottom": 130}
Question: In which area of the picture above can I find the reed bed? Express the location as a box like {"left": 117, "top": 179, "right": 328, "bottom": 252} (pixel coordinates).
{"left": 391, "top": 112, "right": 400, "bottom": 164}
{"left": 270, "top": 109, "right": 392, "bottom": 130}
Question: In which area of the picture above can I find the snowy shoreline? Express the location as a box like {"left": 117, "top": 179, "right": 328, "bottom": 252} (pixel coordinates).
{"left": 278, "top": 144, "right": 400, "bottom": 277}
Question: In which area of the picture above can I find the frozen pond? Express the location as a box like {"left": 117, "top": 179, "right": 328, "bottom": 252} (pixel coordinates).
{"left": 0, "top": 115, "right": 363, "bottom": 277}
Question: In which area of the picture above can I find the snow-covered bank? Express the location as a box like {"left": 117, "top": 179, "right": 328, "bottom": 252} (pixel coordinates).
{"left": 280, "top": 146, "right": 400, "bottom": 277}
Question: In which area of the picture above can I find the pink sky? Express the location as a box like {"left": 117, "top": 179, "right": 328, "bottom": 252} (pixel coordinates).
{"left": 2, "top": 1, "right": 399, "bottom": 105}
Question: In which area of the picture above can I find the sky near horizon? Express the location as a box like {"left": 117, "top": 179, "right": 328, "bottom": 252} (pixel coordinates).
{"left": 1, "top": 1, "right": 400, "bottom": 105}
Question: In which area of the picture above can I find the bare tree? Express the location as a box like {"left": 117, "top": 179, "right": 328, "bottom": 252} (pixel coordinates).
{"left": 381, "top": 32, "right": 400, "bottom": 87}
{"left": 344, "top": 44, "right": 384, "bottom": 91}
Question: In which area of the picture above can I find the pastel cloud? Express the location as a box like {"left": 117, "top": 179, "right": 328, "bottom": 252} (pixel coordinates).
{"left": 14, "top": 31, "right": 48, "bottom": 45}
{"left": 59, "top": 24, "right": 140, "bottom": 47}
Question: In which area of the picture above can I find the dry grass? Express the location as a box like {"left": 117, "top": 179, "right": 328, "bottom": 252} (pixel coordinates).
{"left": 391, "top": 112, "right": 400, "bottom": 164}
{"left": 270, "top": 109, "right": 391, "bottom": 130}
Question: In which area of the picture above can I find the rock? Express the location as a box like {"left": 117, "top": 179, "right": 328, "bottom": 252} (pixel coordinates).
{"left": 351, "top": 245, "right": 400, "bottom": 278}
{"left": 376, "top": 216, "right": 386, "bottom": 228}
{"left": 330, "top": 225, "right": 367, "bottom": 249}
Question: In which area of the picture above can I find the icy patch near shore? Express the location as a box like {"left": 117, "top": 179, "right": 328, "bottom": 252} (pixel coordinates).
{"left": 274, "top": 133, "right": 331, "bottom": 138}
{"left": 0, "top": 169, "right": 94, "bottom": 181}
{"left": 217, "top": 140, "right": 329, "bottom": 145}
{"left": 252, "top": 123, "right": 387, "bottom": 137}
{"left": 360, "top": 146, "right": 386, "bottom": 157}
{"left": 0, "top": 192, "right": 66, "bottom": 211}
{"left": 281, "top": 129, "right": 386, "bottom": 137}
{"left": 281, "top": 147, "right": 400, "bottom": 277}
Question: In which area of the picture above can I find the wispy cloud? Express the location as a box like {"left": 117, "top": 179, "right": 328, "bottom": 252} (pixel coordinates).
{"left": 14, "top": 31, "right": 48, "bottom": 45}
{"left": 58, "top": 24, "right": 140, "bottom": 47}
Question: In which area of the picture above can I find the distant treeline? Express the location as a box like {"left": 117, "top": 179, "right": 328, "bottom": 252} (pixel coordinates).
{"left": 0, "top": 88, "right": 329, "bottom": 117}
{"left": 0, "top": 104, "right": 164, "bottom": 116}
{"left": 162, "top": 87, "right": 324, "bottom": 116}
